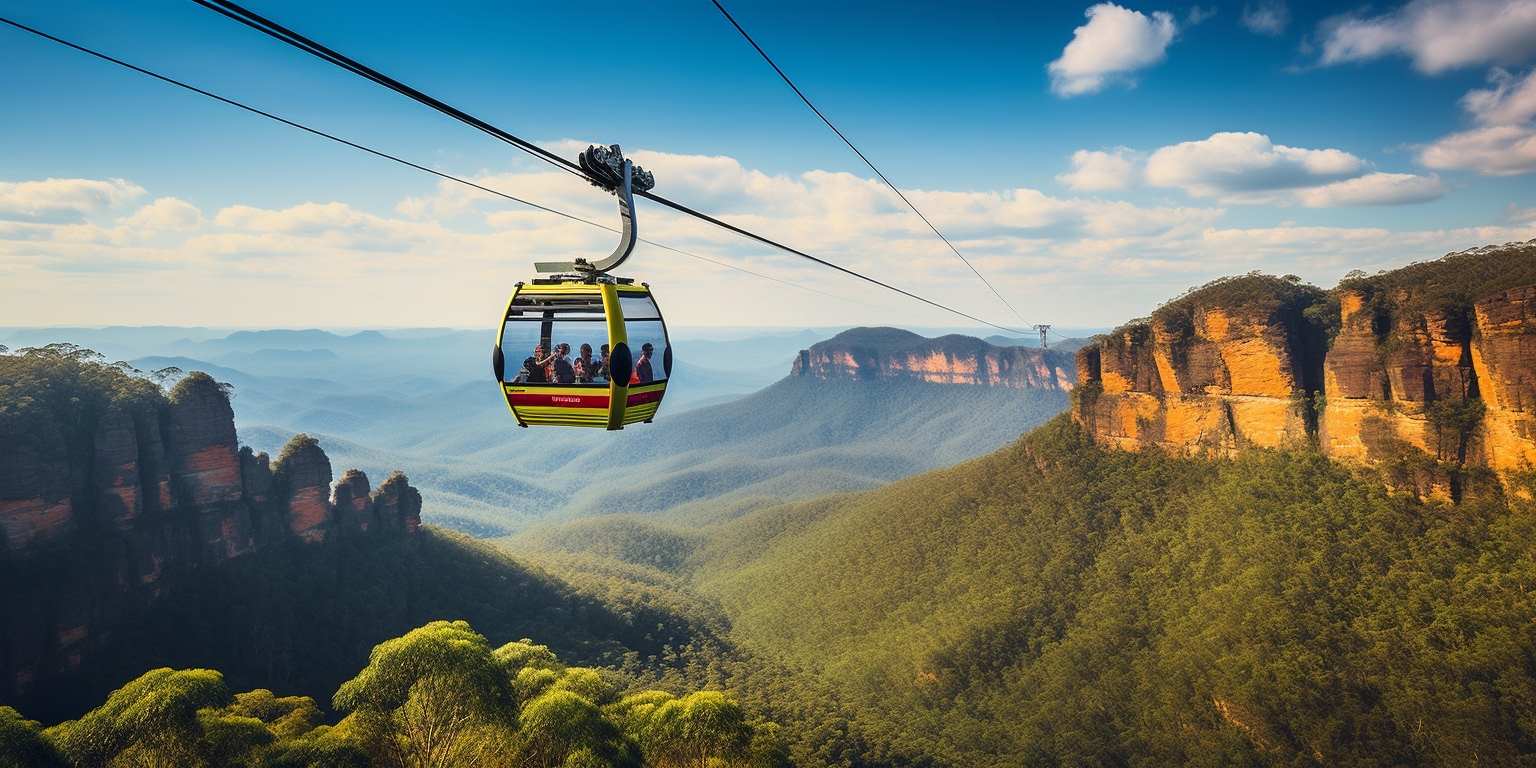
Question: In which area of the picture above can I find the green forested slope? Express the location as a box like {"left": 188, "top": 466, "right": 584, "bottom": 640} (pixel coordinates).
{"left": 521, "top": 417, "right": 1536, "bottom": 765}
{"left": 18, "top": 526, "right": 697, "bottom": 724}
{"left": 686, "top": 418, "right": 1536, "bottom": 765}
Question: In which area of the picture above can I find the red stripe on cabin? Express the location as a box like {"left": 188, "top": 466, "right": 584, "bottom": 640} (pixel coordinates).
{"left": 627, "top": 390, "right": 664, "bottom": 406}
{"left": 506, "top": 392, "right": 611, "bottom": 408}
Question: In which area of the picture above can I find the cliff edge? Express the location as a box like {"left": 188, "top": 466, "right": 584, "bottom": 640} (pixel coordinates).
{"left": 1072, "top": 241, "right": 1536, "bottom": 499}
{"left": 0, "top": 349, "right": 420, "bottom": 701}
{"left": 792, "top": 327, "right": 1075, "bottom": 390}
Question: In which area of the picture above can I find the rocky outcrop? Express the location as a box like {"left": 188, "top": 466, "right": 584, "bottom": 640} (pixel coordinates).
{"left": 1073, "top": 241, "right": 1536, "bottom": 499}
{"left": 273, "top": 435, "right": 333, "bottom": 543}
{"left": 792, "top": 327, "right": 1074, "bottom": 390}
{"left": 1074, "top": 277, "right": 1323, "bottom": 454}
{"left": 0, "top": 363, "right": 422, "bottom": 703}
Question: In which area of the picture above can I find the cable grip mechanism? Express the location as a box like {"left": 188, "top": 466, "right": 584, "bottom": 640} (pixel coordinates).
{"left": 535, "top": 144, "right": 654, "bottom": 276}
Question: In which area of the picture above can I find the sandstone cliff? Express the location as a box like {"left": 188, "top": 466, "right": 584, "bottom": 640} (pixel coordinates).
{"left": 792, "top": 327, "right": 1075, "bottom": 390}
{"left": 1073, "top": 241, "right": 1536, "bottom": 499}
{"left": 0, "top": 358, "right": 421, "bottom": 702}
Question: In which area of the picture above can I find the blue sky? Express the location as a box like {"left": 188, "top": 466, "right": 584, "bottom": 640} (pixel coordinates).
{"left": 2, "top": 0, "right": 1533, "bottom": 330}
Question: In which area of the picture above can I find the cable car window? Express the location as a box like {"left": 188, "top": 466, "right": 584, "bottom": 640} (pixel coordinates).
{"left": 618, "top": 294, "right": 661, "bottom": 320}
{"left": 508, "top": 293, "right": 607, "bottom": 320}
{"left": 624, "top": 318, "right": 670, "bottom": 383}
{"left": 501, "top": 319, "right": 612, "bottom": 385}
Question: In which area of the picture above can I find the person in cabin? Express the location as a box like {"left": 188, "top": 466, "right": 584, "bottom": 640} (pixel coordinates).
{"left": 552, "top": 343, "right": 576, "bottom": 384}
{"left": 633, "top": 342, "right": 654, "bottom": 384}
{"left": 575, "top": 343, "right": 595, "bottom": 383}
{"left": 533, "top": 344, "right": 557, "bottom": 381}
{"left": 595, "top": 344, "right": 610, "bottom": 382}
{"left": 520, "top": 344, "right": 549, "bottom": 383}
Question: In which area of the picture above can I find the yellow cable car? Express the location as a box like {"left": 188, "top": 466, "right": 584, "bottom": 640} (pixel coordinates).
{"left": 491, "top": 145, "right": 671, "bottom": 430}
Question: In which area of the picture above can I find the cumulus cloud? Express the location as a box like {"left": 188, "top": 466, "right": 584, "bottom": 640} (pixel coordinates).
{"left": 1295, "top": 172, "right": 1447, "bottom": 207}
{"left": 0, "top": 178, "right": 144, "bottom": 222}
{"left": 120, "top": 197, "right": 203, "bottom": 231}
{"left": 1048, "top": 3, "right": 1178, "bottom": 97}
{"left": 1057, "top": 148, "right": 1140, "bottom": 191}
{"left": 1, "top": 154, "right": 1519, "bottom": 328}
{"left": 1462, "top": 68, "right": 1536, "bottom": 126}
{"left": 1420, "top": 124, "right": 1536, "bottom": 175}
{"left": 1065, "top": 132, "right": 1443, "bottom": 205}
{"left": 1144, "top": 131, "right": 1364, "bottom": 198}
{"left": 1241, "top": 1, "right": 1289, "bottom": 36}
{"left": 1420, "top": 68, "right": 1536, "bottom": 175}
{"left": 1316, "top": 0, "right": 1536, "bottom": 74}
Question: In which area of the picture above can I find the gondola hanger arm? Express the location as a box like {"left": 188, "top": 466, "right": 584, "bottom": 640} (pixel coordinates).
{"left": 535, "top": 144, "right": 654, "bottom": 276}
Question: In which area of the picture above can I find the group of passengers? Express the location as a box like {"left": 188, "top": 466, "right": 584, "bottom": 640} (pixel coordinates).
{"left": 515, "top": 341, "right": 657, "bottom": 385}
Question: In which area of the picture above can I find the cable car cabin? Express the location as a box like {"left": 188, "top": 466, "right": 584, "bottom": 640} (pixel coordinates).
{"left": 492, "top": 277, "right": 671, "bottom": 429}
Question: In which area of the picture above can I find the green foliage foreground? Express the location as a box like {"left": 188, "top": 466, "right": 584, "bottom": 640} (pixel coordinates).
{"left": 2, "top": 621, "right": 777, "bottom": 768}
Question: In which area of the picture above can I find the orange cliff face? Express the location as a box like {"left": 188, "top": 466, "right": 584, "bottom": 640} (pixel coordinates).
{"left": 1072, "top": 241, "right": 1536, "bottom": 500}
{"left": 791, "top": 327, "right": 1075, "bottom": 391}
{"left": 1075, "top": 277, "right": 1324, "bottom": 454}
{"left": 0, "top": 370, "right": 422, "bottom": 702}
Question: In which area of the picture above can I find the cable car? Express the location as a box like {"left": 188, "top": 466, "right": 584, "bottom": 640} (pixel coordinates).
{"left": 492, "top": 145, "right": 672, "bottom": 429}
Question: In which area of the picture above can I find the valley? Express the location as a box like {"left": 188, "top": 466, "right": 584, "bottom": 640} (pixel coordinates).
{"left": 4, "top": 244, "right": 1536, "bottom": 767}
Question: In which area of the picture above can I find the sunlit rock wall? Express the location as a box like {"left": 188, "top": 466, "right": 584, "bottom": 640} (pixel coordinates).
{"left": 1073, "top": 242, "right": 1536, "bottom": 499}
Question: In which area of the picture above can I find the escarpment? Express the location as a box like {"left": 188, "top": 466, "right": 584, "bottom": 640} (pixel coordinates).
{"left": 793, "top": 326, "right": 1075, "bottom": 390}
{"left": 1073, "top": 241, "right": 1536, "bottom": 499}
{"left": 0, "top": 361, "right": 421, "bottom": 703}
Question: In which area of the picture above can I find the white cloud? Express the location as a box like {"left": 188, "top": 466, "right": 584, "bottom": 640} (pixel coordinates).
{"left": 1048, "top": 3, "right": 1178, "bottom": 97}
{"left": 1241, "top": 1, "right": 1289, "bottom": 35}
{"left": 0, "top": 157, "right": 1523, "bottom": 328}
{"left": 0, "top": 178, "right": 144, "bottom": 222}
{"left": 1295, "top": 172, "right": 1446, "bottom": 206}
{"left": 1419, "top": 67, "right": 1536, "bottom": 175}
{"left": 1068, "top": 132, "right": 1442, "bottom": 205}
{"left": 120, "top": 197, "right": 204, "bottom": 231}
{"left": 1419, "top": 124, "right": 1536, "bottom": 175}
{"left": 1462, "top": 68, "right": 1536, "bottom": 125}
{"left": 1317, "top": 0, "right": 1536, "bottom": 74}
{"left": 1057, "top": 148, "right": 1140, "bottom": 191}
{"left": 1144, "top": 131, "right": 1365, "bottom": 198}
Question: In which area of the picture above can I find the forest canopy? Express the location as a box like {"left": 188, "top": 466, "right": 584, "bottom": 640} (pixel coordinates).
{"left": 0, "top": 620, "right": 779, "bottom": 768}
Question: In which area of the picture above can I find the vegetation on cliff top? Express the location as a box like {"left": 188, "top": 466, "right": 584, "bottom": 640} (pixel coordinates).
{"left": 0, "top": 344, "right": 168, "bottom": 439}
{"left": 1, "top": 620, "right": 776, "bottom": 768}
{"left": 1338, "top": 240, "right": 1536, "bottom": 313}
{"left": 1100, "top": 242, "right": 1536, "bottom": 343}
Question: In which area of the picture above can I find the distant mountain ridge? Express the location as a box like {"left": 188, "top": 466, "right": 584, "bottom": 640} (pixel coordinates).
{"left": 792, "top": 327, "right": 1075, "bottom": 390}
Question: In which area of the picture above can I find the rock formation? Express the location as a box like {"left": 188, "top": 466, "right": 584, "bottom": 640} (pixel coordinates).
{"left": 792, "top": 327, "right": 1075, "bottom": 390}
{"left": 1073, "top": 241, "right": 1536, "bottom": 499}
{"left": 0, "top": 364, "right": 421, "bottom": 703}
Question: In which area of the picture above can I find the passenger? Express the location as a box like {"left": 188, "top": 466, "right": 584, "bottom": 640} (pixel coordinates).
{"left": 534, "top": 344, "right": 557, "bottom": 381}
{"left": 552, "top": 343, "right": 576, "bottom": 384}
{"left": 633, "top": 342, "right": 655, "bottom": 384}
{"left": 521, "top": 344, "right": 549, "bottom": 383}
{"left": 595, "top": 344, "right": 610, "bottom": 382}
{"left": 575, "top": 343, "right": 595, "bottom": 383}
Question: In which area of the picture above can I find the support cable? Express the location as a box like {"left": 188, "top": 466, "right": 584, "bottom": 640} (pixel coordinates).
{"left": 0, "top": 14, "right": 844, "bottom": 303}
{"left": 708, "top": 0, "right": 1029, "bottom": 325}
{"left": 191, "top": 0, "right": 1030, "bottom": 333}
